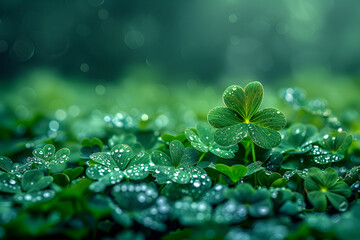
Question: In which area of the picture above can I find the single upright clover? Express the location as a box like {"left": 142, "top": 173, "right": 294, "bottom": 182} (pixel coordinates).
{"left": 275, "top": 124, "right": 318, "bottom": 154}
{"left": 0, "top": 169, "right": 55, "bottom": 204}
{"left": 208, "top": 81, "right": 286, "bottom": 149}
{"left": 86, "top": 144, "right": 151, "bottom": 192}
{"left": 304, "top": 167, "right": 351, "bottom": 212}
{"left": 32, "top": 144, "right": 70, "bottom": 170}
{"left": 185, "top": 122, "right": 239, "bottom": 159}
{"left": 151, "top": 140, "right": 199, "bottom": 184}
{"left": 309, "top": 131, "right": 352, "bottom": 164}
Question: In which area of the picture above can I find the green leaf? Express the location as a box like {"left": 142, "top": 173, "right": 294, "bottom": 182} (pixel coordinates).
{"left": 248, "top": 123, "right": 282, "bottom": 149}
{"left": 214, "top": 164, "right": 247, "bottom": 183}
{"left": 0, "top": 173, "right": 21, "bottom": 193}
{"left": 13, "top": 190, "right": 55, "bottom": 204}
{"left": 170, "top": 140, "right": 185, "bottom": 167}
{"left": 185, "top": 129, "right": 209, "bottom": 153}
{"left": 52, "top": 173, "right": 70, "bottom": 187}
{"left": 245, "top": 161, "right": 264, "bottom": 176}
{"left": 63, "top": 167, "right": 84, "bottom": 180}
{"left": 325, "top": 192, "right": 348, "bottom": 211}
{"left": 111, "top": 182, "right": 158, "bottom": 211}
{"left": 161, "top": 133, "right": 187, "bottom": 143}
{"left": 307, "top": 191, "right": 327, "bottom": 212}
{"left": 151, "top": 151, "right": 172, "bottom": 166}
{"left": 208, "top": 107, "right": 244, "bottom": 128}
{"left": 213, "top": 123, "right": 248, "bottom": 146}
{"left": 223, "top": 82, "right": 263, "bottom": 121}
{"left": 127, "top": 152, "right": 150, "bottom": 168}
{"left": 0, "top": 156, "right": 13, "bottom": 172}
{"left": 111, "top": 144, "right": 133, "bottom": 171}
{"left": 86, "top": 165, "right": 111, "bottom": 179}
{"left": 22, "top": 170, "right": 53, "bottom": 192}
{"left": 323, "top": 167, "right": 338, "bottom": 188}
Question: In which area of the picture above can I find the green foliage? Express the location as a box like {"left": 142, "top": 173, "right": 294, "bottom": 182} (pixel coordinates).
{"left": 185, "top": 122, "right": 239, "bottom": 159}
{"left": 214, "top": 164, "right": 247, "bottom": 183}
{"left": 208, "top": 82, "right": 286, "bottom": 148}
{"left": 32, "top": 144, "right": 70, "bottom": 170}
{"left": 304, "top": 167, "right": 351, "bottom": 212}
{"left": 0, "top": 81, "right": 358, "bottom": 239}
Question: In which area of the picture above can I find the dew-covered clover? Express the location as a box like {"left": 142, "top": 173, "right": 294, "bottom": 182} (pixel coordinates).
{"left": 32, "top": 144, "right": 70, "bottom": 170}
{"left": 160, "top": 167, "right": 212, "bottom": 200}
{"left": 0, "top": 156, "right": 32, "bottom": 177}
{"left": 110, "top": 182, "right": 171, "bottom": 231}
{"left": 227, "top": 183, "right": 273, "bottom": 218}
{"left": 172, "top": 198, "right": 212, "bottom": 225}
{"left": 0, "top": 169, "right": 55, "bottom": 204}
{"left": 275, "top": 124, "right": 318, "bottom": 154}
{"left": 86, "top": 144, "right": 150, "bottom": 192}
{"left": 308, "top": 131, "right": 352, "bottom": 165}
{"left": 208, "top": 81, "right": 286, "bottom": 149}
{"left": 304, "top": 167, "right": 351, "bottom": 212}
{"left": 151, "top": 140, "right": 199, "bottom": 184}
{"left": 185, "top": 122, "right": 239, "bottom": 159}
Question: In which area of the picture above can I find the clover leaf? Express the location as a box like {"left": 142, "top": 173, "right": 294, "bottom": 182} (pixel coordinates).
{"left": 257, "top": 171, "right": 288, "bottom": 188}
{"left": 160, "top": 167, "right": 212, "bottom": 200}
{"left": 13, "top": 169, "right": 55, "bottom": 204}
{"left": 185, "top": 122, "right": 239, "bottom": 159}
{"left": 111, "top": 182, "right": 171, "bottom": 231}
{"left": 276, "top": 124, "right": 318, "bottom": 154}
{"left": 228, "top": 183, "right": 273, "bottom": 217}
{"left": 214, "top": 164, "right": 247, "bottom": 183}
{"left": 304, "top": 167, "right": 351, "bottom": 212}
{"left": 208, "top": 81, "right": 286, "bottom": 149}
{"left": 269, "top": 188, "right": 305, "bottom": 216}
{"left": 80, "top": 137, "right": 104, "bottom": 159}
{"left": 172, "top": 198, "right": 212, "bottom": 225}
{"left": 86, "top": 144, "right": 151, "bottom": 192}
{"left": 32, "top": 144, "right": 70, "bottom": 170}
{"left": 309, "top": 132, "right": 352, "bottom": 165}
{"left": 151, "top": 140, "right": 198, "bottom": 184}
{"left": 213, "top": 199, "right": 248, "bottom": 224}
{"left": 0, "top": 156, "right": 32, "bottom": 178}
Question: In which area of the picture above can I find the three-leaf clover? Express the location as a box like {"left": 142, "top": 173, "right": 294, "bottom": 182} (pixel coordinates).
{"left": 276, "top": 124, "right": 318, "bottom": 154}
{"left": 86, "top": 144, "right": 151, "bottom": 192}
{"left": 227, "top": 183, "right": 273, "bottom": 218}
{"left": 185, "top": 122, "right": 239, "bottom": 159}
{"left": 9, "top": 170, "right": 55, "bottom": 204}
{"left": 304, "top": 167, "right": 351, "bottom": 212}
{"left": 214, "top": 164, "right": 247, "bottom": 183}
{"left": 309, "top": 132, "right": 352, "bottom": 164}
{"left": 32, "top": 144, "right": 70, "bottom": 170}
{"left": 208, "top": 81, "right": 286, "bottom": 149}
{"left": 151, "top": 140, "right": 198, "bottom": 184}
{"left": 110, "top": 182, "right": 171, "bottom": 231}
{"left": 0, "top": 156, "right": 32, "bottom": 177}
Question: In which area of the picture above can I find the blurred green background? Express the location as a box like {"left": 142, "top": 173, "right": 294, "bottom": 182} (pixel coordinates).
{"left": 0, "top": 0, "right": 359, "bottom": 141}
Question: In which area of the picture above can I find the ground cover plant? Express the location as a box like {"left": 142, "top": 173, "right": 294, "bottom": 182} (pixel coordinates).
{"left": 0, "top": 81, "right": 360, "bottom": 240}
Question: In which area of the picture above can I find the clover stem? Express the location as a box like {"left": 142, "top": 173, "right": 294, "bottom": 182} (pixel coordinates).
{"left": 196, "top": 152, "right": 207, "bottom": 166}
{"left": 251, "top": 141, "right": 256, "bottom": 163}
{"left": 356, "top": 192, "right": 359, "bottom": 203}
{"left": 47, "top": 168, "right": 50, "bottom": 176}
